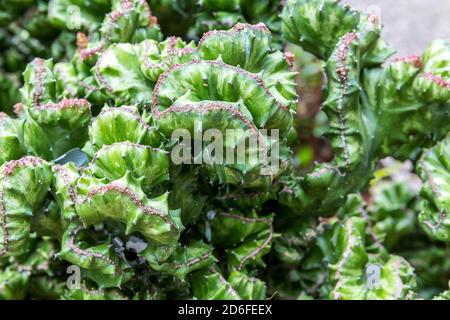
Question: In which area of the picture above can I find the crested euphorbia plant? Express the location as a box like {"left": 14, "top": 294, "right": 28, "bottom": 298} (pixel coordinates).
{"left": 279, "top": 0, "right": 450, "bottom": 213}
{"left": 0, "top": 57, "right": 92, "bottom": 163}
{"left": 416, "top": 134, "right": 450, "bottom": 242}
{"left": 148, "top": 0, "right": 283, "bottom": 42}
{"left": 0, "top": 20, "right": 295, "bottom": 299}
{"left": 45, "top": 0, "right": 163, "bottom": 109}
{"left": 0, "top": 0, "right": 450, "bottom": 300}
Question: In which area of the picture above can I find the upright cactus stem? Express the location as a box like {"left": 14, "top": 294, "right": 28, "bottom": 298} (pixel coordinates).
{"left": 92, "top": 22, "right": 297, "bottom": 187}
{"left": 279, "top": 0, "right": 450, "bottom": 213}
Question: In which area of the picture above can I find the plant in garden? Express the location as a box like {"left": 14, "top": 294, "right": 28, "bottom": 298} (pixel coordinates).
{"left": 0, "top": 16, "right": 297, "bottom": 299}
{"left": 148, "top": 0, "right": 283, "bottom": 42}
{"left": 279, "top": 0, "right": 450, "bottom": 213}
{"left": 0, "top": 0, "right": 449, "bottom": 300}
{"left": 45, "top": 0, "right": 163, "bottom": 110}
{"left": 416, "top": 134, "right": 450, "bottom": 242}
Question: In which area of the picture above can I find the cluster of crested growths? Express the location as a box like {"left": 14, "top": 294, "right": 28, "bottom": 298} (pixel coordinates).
{"left": 0, "top": 0, "right": 449, "bottom": 300}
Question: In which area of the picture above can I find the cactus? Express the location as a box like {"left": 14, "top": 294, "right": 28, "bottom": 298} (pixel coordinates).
{"left": 148, "top": 0, "right": 283, "bottom": 42}
{"left": 0, "top": 0, "right": 75, "bottom": 113}
{"left": 0, "top": 157, "right": 53, "bottom": 257}
{"left": 416, "top": 134, "right": 450, "bottom": 242}
{"left": 268, "top": 159, "right": 447, "bottom": 300}
{"left": 0, "top": 0, "right": 449, "bottom": 301}
{"left": 325, "top": 216, "right": 417, "bottom": 300}
{"left": 92, "top": 22, "right": 297, "bottom": 187}
{"left": 279, "top": 0, "right": 450, "bottom": 213}
{"left": 0, "top": 266, "right": 29, "bottom": 299}
{"left": 40, "top": 0, "right": 164, "bottom": 109}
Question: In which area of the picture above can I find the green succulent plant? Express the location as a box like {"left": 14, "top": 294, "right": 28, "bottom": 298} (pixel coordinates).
{"left": 416, "top": 133, "right": 450, "bottom": 242}
{"left": 148, "top": 0, "right": 283, "bottom": 43}
{"left": 0, "top": 0, "right": 450, "bottom": 301}
{"left": 1, "top": 20, "right": 294, "bottom": 297}
{"left": 0, "top": 0, "right": 75, "bottom": 114}
{"left": 279, "top": 0, "right": 450, "bottom": 213}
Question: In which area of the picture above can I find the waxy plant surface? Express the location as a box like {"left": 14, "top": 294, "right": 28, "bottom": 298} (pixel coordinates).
{"left": 0, "top": 0, "right": 449, "bottom": 300}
